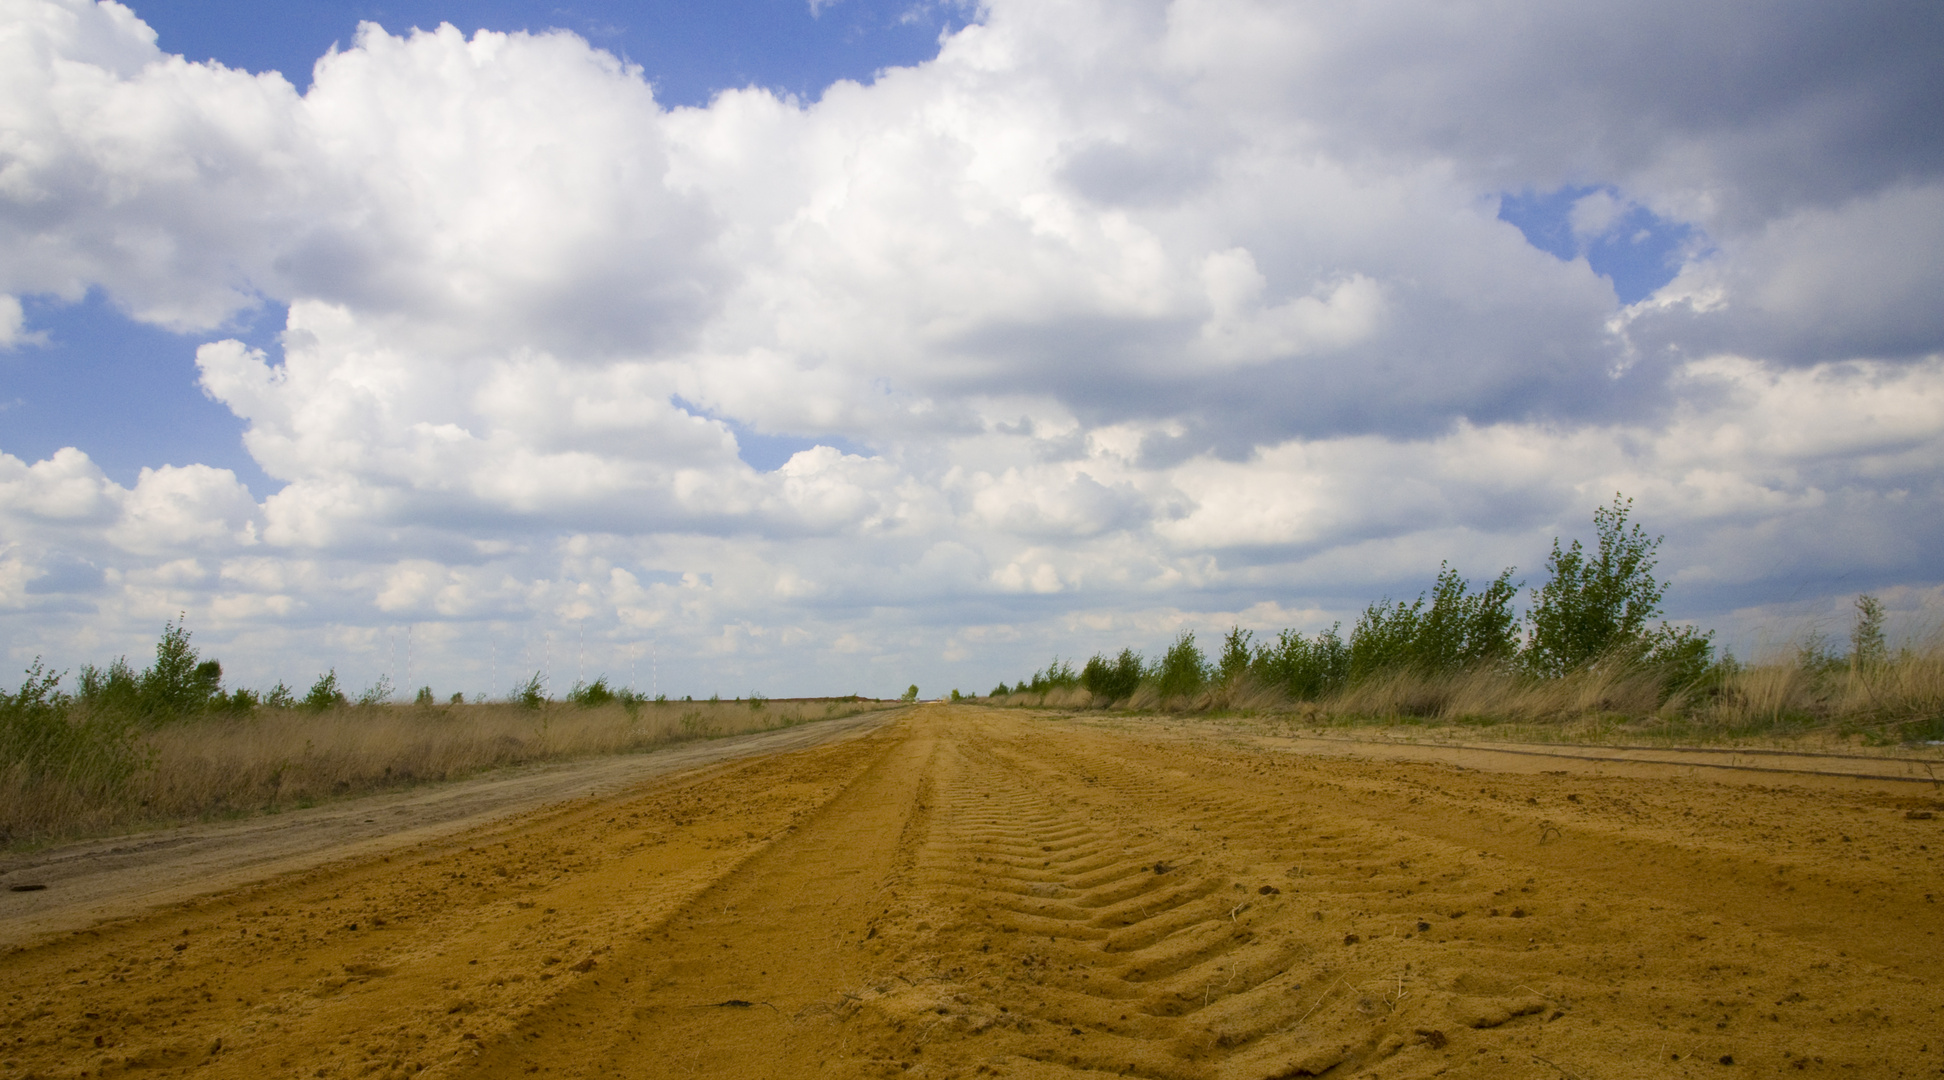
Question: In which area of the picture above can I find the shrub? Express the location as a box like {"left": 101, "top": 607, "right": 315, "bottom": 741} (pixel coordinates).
{"left": 1081, "top": 648, "right": 1144, "bottom": 703}
{"left": 1217, "top": 627, "right": 1254, "bottom": 685}
{"left": 1851, "top": 594, "right": 1887, "bottom": 669}
{"left": 512, "top": 673, "right": 547, "bottom": 710}
{"left": 304, "top": 670, "right": 348, "bottom": 711}
{"left": 1526, "top": 495, "right": 1669, "bottom": 673}
{"left": 1523, "top": 494, "right": 1714, "bottom": 688}
{"left": 569, "top": 677, "right": 617, "bottom": 708}
{"left": 355, "top": 676, "right": 394, "bottom": 708}
{"left": 1249, "top": 626, "right": 1348, "bottom": 700}
{"left": 0, "top": 660, "right": 144, "bottom": 796}
{"left": 900, "top": 684, "right": 919, "bottom": 702}
{"left": 1349, "top": 564, "right": 1520, "bottom": 681}
{"left": 1155, "top": 632, "right": 1208, "bottom": 699}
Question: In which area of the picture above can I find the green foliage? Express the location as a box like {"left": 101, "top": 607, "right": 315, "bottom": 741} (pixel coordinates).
{"left": 1217, "top": 627, "right": 1254, "bottom": 685}
{"left": 356, "top": 676, "right": 393, "bottom": 708}
{"left": 1525, "top": 495, "right": 1669, "bottom": 675}
{"left": 264, "top": 682, "right": 297, "bottom": 709}
{"left": 749, "top": 693, "right": 767, "bottom": 711}
{"left": 1081, "top": 648, "right": 1145, "bottom": 703}
{"left": 304, "top": 670, "right": 347, "bottom": 711}
{"left": 1851, "top": 594, "right": 1886, "bottom": 668}
{"left": 1248, "top": 626, "right": 1349, "bottom": 701}
{"left": 141, "top": 618, "right": 209, "bottom": 724}
{"left": 414, "top": 686, "right": 436, "bottom": 707}
{"left": 1349, "top": 564, "right": 1520, "bottom": 681}
{"left": 1522, "top": 495, "right": 1714, "bottom": 688}
{"left": 1, "top": 660, "right": 144, "bottom": 793}
{"left": 949, "top": 688, "right": 963, "bottom": 702}
{"left": 1020, "top": 658, "right": 1080, "bottom": 694}
{"left": 991, "top": 493, "right": 1722, "bottom": 713}
{"left": 448, "top": 691, "right": 465, "bottom": 705}
{"left": 1155, "top": 632, "right": 1208, "bottom": 699}
{"left": 900, "top": 684, "right": 920, "bottom": 702}
{"left": 512, "top": 673, "right": 546, "bottom": 710}
{"left": 76, "top": 657, "right": 141, "bottom": 716}
{"left": 569, "top": 676, "right": 617, "bottom": 708}
{"left": 71, "top": 619, "right": 237, "bottom": 727}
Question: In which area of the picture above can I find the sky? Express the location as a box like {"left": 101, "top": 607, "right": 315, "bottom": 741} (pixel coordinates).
{"left": 2, "top": 0, "right": 1942, "bottom": 701}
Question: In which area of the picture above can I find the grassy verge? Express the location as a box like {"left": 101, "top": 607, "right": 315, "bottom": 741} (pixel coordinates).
{"left": 985, "top": 637, "right": 1944, "bottom": 751}
{"left": 0, "top": 696, "right": 896, "bottom": 848}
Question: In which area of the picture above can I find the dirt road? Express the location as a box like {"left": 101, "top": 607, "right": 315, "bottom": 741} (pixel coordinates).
{"left": 3, "top": 706, "right": 1941, "bottom": 1079}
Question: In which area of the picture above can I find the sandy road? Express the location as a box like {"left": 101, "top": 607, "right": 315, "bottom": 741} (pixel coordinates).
{"left": 3, "top": 706, "right": 1942, "bottom": 1079}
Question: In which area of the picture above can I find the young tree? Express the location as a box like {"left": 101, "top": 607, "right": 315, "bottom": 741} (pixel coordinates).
{"left": 1524, "top": 495, "right": 1710, "bottom": 678}
{"left": 1081, "top": 649, "right": 1144, "bottom": 703}
{"left": 1851, "top": 593, "right": 1887, "bottom": 670}
{"left": 1217, "top": 627, "right": 1255, "bottom": 685}
{"left": 140, "top": 617, "right": 219, "bottom": 724}
{"left": 1155, "top": 632, "right": 1208, "bottom": 699}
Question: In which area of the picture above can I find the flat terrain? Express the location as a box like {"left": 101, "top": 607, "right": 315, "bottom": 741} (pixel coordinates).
{"left": 3, "top": 706, "right": 1941, "bottom": 1079}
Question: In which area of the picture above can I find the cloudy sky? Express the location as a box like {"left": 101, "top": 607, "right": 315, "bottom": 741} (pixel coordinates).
{"left": 2, "top": 0, "right": 1941, "bottom": 700}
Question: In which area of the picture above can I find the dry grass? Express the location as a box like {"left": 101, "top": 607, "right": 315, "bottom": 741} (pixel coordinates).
{"left": 984, "top": 634, "right": 1944, "bottom": 747}
{"left": 0, "top": 697, "right": 894, "bottom": 846}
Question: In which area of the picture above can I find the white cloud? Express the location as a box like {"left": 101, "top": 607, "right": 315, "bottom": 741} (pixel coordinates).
{"left": 0, "top": 0, "right": 1940, "bottom": 694}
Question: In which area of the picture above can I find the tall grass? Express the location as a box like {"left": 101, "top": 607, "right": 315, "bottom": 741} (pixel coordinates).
{"left": 988, "top": 634, "right": 1944, "bottom": 745}
{"left": 0, "top": 696, "right": 894, "bottom": 846}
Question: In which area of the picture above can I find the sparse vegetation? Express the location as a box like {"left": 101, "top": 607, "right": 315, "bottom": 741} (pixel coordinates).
{"left": 0, "top": 618, "right": 895, "bottom": 846}
{"left": 983, "top": 497, "right": 1940, "bottom": 743}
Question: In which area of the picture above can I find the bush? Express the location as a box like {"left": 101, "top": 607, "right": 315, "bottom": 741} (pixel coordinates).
{"left": 512, "top": 673, "right": 547, "bottom": 710}
{"left": 900, "top": 684, "right": 919, "bottom": 702}
{"left": 0, "top": 660, "right": 144, "bottom": 796}
{"left": 569, "top": 677, "right": 617, "bottom": 708}
{"left": 1155, "top": 632, "right": 1208, "bottom": 699}
{"left": 1081, "top": 648, "right": 1144, "bottom": 703}
{"left": 1524, "top": 494, "right": 1714, "bottom": 688}
{"left": 1249, "top": 626, "right": 1348, "bottom": 701}
{"left": 304, "top": 670, "right": 347, "bottom": 711}
{"left": 1217, "top": 628, "right": 1254, "bottom": 685}
{"left": 1349, "top": 564, "right": 1520, "bottom": 682}
{"left": 1527, "top": 495, "right": 1669, "bottom": 673}
{"left": 73, "top": 619, "right": 238, "bottom": 726}
{"left": 1851, "top": 594, "right": 1887, "bottom": 669}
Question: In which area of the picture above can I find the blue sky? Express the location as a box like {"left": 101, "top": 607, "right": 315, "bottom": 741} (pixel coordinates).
{"left": 2, "top": 0, "right": 1941, "bottom": 698}
{"left": 138, "top": 0, "right": 967, "bottom": 103}
{"left": 4, "top": 0, "right": 963, "bottom": 488}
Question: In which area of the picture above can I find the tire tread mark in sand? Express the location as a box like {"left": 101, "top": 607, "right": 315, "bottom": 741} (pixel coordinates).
{"left": 917, "top": 740, "right": 1314, "bottom": 1079}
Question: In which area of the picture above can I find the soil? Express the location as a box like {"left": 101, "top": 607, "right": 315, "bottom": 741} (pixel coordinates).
{"left": 2, "top": 705, "right": 1941, "bottom": 1079}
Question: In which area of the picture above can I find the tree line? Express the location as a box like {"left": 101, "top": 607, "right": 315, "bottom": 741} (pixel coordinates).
{"left": 992, "top": 496, "right": 1718, "bottom": 704}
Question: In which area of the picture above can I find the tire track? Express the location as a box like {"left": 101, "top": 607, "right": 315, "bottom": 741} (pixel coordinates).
{"left": 2, "top": 707, "right": 1938, "bottom": 1080}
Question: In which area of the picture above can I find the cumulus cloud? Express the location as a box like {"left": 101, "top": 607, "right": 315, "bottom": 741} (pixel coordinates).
{"left": 0, "top": 0, "right": 1940, "bottom": 693}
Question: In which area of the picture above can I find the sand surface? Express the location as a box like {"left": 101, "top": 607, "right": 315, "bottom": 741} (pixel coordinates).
{"left": 2, "top": 705, "right": 1941, "bottom": 1079}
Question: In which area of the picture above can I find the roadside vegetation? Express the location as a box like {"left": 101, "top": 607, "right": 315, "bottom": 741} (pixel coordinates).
{"left": 987, "top": 496, "right": 1943, "bottom": 745}
{"left": 0, "top": 623, "right": 891, "bottom": 845}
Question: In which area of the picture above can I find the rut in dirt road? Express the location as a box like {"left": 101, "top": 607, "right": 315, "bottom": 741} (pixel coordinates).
{"left": 453, "top": 709, "right": 1944, "bottom": 1080}
{"left": 2, "top": 707, "right": 1940, "bottom": 1080}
